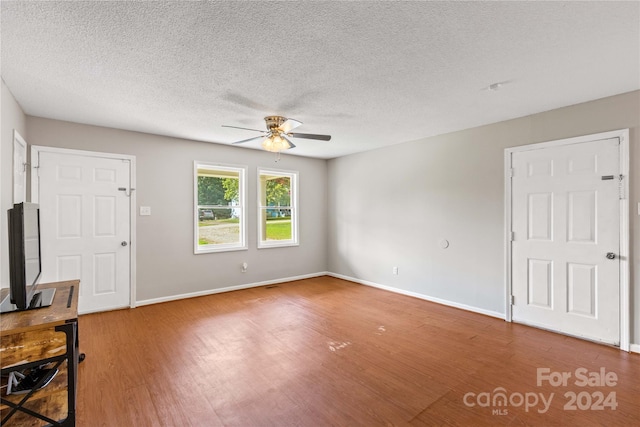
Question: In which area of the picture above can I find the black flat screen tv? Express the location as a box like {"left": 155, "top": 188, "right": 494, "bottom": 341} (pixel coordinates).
{"left": 0, "top": 202, "right": 54, "bottom": 313}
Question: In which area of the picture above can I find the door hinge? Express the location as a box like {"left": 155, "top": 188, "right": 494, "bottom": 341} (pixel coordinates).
{"left": 508, "top": 168, "right": 514, "bottom": 178}
{"left": 510, "top": 231, "right": 515, "bottom": 242}
{"left": 511, "top": 295, "right": 515, "bottom": 305}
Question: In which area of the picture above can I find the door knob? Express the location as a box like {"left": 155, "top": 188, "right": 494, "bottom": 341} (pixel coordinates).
{"left": 121, "top": 241, "right": 128, "bottom": 247}
{"left": 606, "top": 252, "right": 616, "bottom": 260}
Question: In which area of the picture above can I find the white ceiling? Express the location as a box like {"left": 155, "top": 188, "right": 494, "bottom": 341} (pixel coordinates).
{"left": 1, "top": 1, "right": 638, "bottom": 159}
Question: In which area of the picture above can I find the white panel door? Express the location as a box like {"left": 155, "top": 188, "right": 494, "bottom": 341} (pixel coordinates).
{"left": 37, "top": 151, "right": 131, "bottom": 313}
{"left": 511, "top": 138, "right": 620, "bottom": 345}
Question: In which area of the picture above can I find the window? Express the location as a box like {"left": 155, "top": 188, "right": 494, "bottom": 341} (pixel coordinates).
{"left": 194, "top": 162, "right": 247, "bottom": 253}
{"left": 258, "top": 169, "right": 298, "bottom": 248}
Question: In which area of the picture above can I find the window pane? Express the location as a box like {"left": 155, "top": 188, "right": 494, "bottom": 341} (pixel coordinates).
{"left": 261, "top": 208, "right": 292, "bottom": 241}
{"left": 197, "top": 175, "right": 238, "bottom": 206}
{"left": 265, "top": 176, "right": 291, "bottom": 207}
{"left": 198, "top": 208, "right": 241, "bottom": 245}
{"left": 195, "top": 163, "right": 245, "bottom": 252}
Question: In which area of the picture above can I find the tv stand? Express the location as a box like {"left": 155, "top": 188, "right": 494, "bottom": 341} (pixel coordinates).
{"left": 0, "top": 281, "right": 80, "bottom": 426}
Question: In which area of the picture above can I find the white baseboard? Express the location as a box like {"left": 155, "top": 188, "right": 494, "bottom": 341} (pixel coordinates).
{"left": 135, "top": 271, "right": 328, "bottom": 307}
{"left": 630, "top": 344, "right": 640, "bottom": 354}
{"left": 79, "top": 304, "right": 130, "bottom": 316}
{"left": 327, "top": 272, "right": 505, "bottom": 320}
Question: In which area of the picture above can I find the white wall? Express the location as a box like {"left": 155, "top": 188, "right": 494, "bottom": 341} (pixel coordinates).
{"left": 1, "top": 80, "right": 27, "bottom": 288}
{"left": 25, "top": 117, "right": 328, "bottom": 303}
{"left": 327, "top": 91, "right": 640, "bottom": 345}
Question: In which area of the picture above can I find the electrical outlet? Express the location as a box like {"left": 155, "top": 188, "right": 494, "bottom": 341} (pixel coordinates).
{"left": 140, "top": 206, "right": 151, "bottom": 216}
{"left": 241, "top": 262, "right": 248, "bottom": 273}
{"left": 392, "top": 266, "right": 398, "bottom": 275}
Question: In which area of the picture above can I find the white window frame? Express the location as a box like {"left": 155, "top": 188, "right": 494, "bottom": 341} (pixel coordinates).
{"left": 257, "top": 168, "right": 299, "bottom": 249}
{"left": 194, "top": 161, "right": 247, "bottom": 254}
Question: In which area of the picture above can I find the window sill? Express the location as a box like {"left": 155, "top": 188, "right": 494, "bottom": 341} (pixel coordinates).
{"left": 258, "top": 241, "right": 299, "bottom": 249}
{"left": 195, "top": 245, "right": 248, "bottom": 254}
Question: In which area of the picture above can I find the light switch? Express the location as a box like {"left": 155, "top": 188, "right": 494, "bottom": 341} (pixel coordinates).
{"left": 140, "top": 206, "right": 151, "bottom": 216}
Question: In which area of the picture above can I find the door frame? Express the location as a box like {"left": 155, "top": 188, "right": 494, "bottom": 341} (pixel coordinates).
{"left": 504, "top": 129, "right": 630, "bottom": 351}
{"left": 30, "top": 145, "right": 137, "bottom": 310}
{"left": 13, "top": 130, "right": 27, "bottom": 204}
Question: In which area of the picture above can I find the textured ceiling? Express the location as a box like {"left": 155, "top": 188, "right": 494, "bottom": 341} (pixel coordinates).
{"left": 1, "top": 1, "right": 639, "bottom": 159}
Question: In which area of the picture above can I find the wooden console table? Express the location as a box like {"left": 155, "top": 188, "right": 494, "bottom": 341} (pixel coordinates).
{"left": 1, "top": 280, "right": 80, "bottom": 426}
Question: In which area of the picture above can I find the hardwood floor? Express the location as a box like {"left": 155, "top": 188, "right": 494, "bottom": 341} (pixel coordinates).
{"left": 76, "top": 276, "right": 639, "bottom": 426}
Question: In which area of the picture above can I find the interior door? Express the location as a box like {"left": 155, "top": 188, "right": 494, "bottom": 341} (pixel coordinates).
{"left": 36, "top": 150, "right": 131, "bottom": 314}
{"left": 511, "top": 138, "right": 620, "bottom": 345}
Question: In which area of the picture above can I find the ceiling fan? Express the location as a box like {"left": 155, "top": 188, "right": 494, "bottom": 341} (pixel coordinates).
{"left": 223, "top": 116, "right": 331, "bottom": 153}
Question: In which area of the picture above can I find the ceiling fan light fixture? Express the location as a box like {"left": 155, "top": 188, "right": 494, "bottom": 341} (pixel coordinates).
{"left": 261, "top": 134, "right": 292, "bottom": 153}
{"left": 224, "top": 115, "right": 330, "bottom": 152}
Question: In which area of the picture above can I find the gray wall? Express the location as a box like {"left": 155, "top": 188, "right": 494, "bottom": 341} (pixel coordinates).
{"left": 25, "top": 117, "right": 328, "bottom": 302}
{"left": 327, "top": 91, "right": 640, "bottom": 345}
{"left": 1, "top": 80, "right": 27, "bottom": 287}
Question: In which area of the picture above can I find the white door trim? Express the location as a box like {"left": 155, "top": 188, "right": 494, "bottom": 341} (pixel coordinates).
{"left": 504, "top": 129, "right": 630, "bottom": 351}
{"left": 13, "top": 130, "right": 27, "bottom": 203}
{"left": 30, "top": 145, "right": 137, "bottom": 309}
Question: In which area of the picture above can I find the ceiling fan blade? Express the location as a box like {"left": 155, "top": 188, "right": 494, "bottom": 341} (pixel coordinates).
{"left": 279, "top": 118, "right": 303, "bottom": 133}
{"left": 288, "top": 132, "right": 332, "bottom": 141}
{"left": 232, "top": 135, "right": 266, "bottom": 145}
{"left": 280, "top": 133, "right": 297, "bottom": 149}
{"left": 222, "top": 125, "right": 266, "bottom": 133}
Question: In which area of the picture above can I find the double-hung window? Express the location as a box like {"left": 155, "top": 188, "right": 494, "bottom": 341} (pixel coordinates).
{"left": 194, "top": 162, "right": 247, "bottom": 253}
{"left": 258, "top": 169, "right": 298, "bottom": 248}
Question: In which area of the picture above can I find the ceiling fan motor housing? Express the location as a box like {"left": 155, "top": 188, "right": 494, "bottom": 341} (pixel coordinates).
{"left": 264, "top": 116, "right": 287, "bottom": 132}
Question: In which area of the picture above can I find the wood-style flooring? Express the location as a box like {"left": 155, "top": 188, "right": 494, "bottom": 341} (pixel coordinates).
{"left": 76, "top": 276, "right": 640, "bottom": 426}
